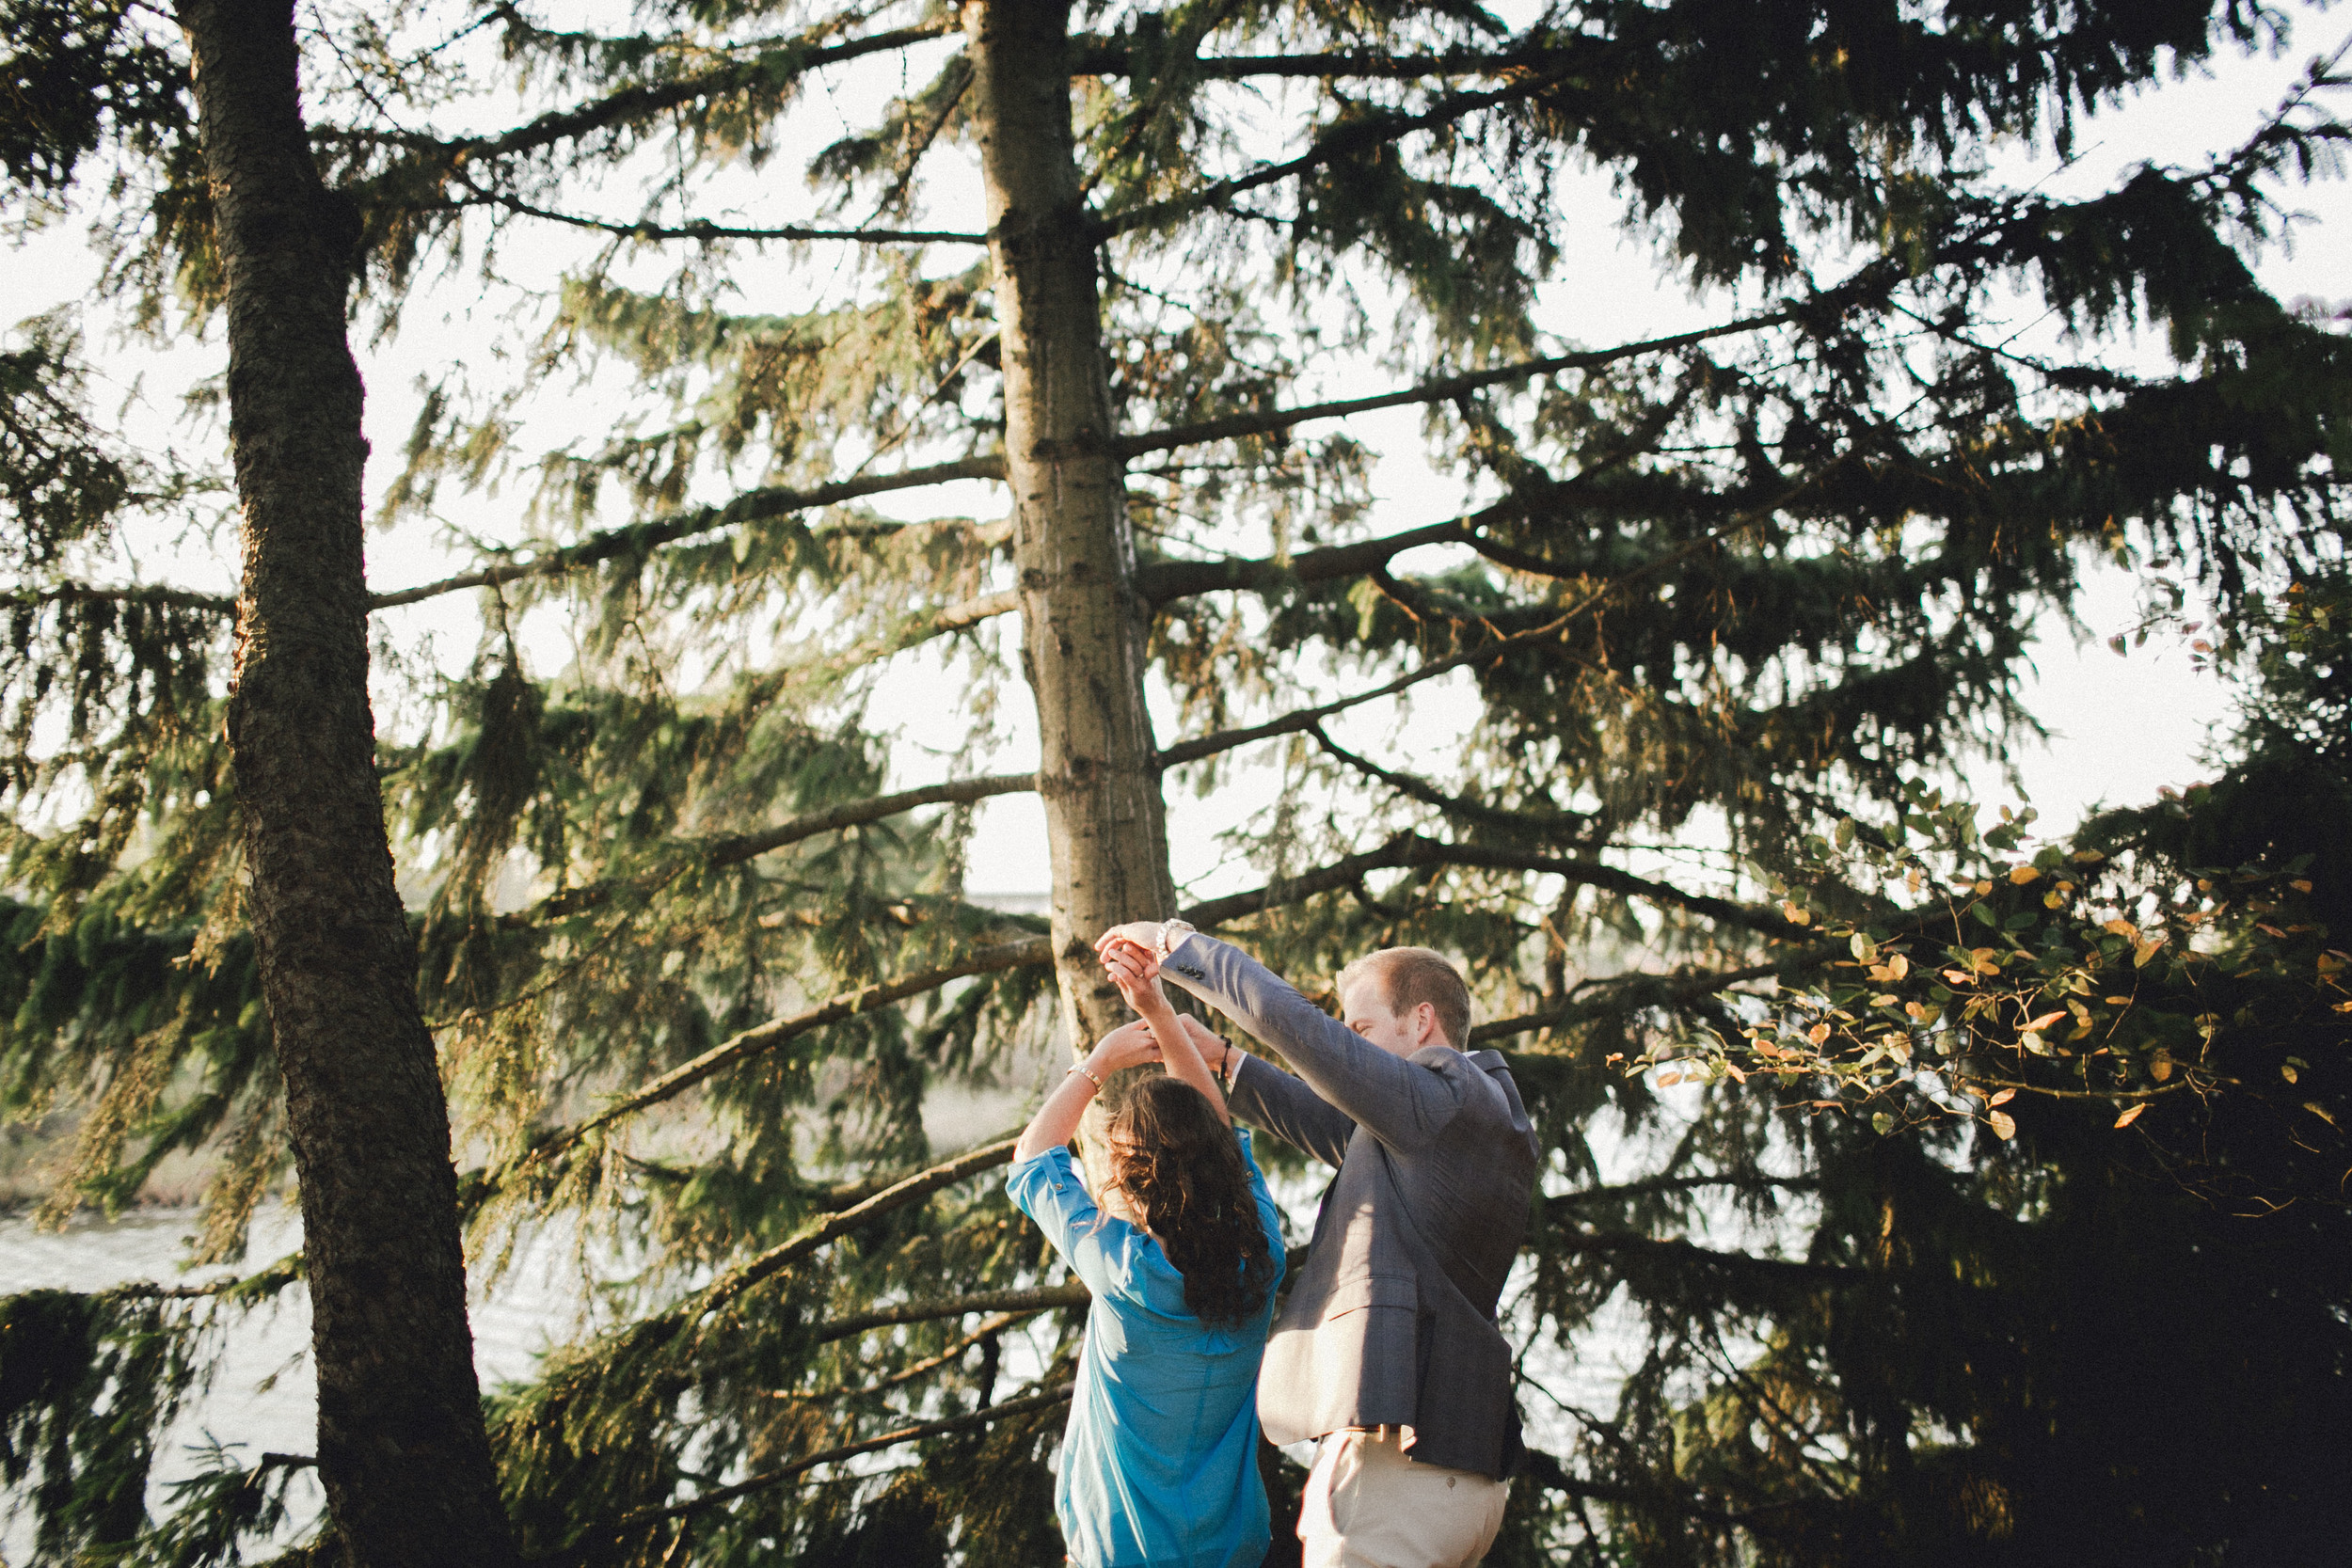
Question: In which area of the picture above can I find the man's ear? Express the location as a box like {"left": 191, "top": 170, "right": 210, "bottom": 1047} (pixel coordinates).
{"left": 1412, "top": 1001, "right": 1440, "bottom": 1047}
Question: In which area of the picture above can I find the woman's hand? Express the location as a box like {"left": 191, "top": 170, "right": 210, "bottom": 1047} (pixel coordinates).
{"left": 1086, "top": 1019, "right": 1163, "bottom": 1077}
{"left": 1103, "top": 942, "right": 1172, "bottom": 1016}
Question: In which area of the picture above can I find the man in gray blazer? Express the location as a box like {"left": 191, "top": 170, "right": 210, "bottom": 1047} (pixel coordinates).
{"left": 1097, "top": 921, "right": 1540, "bottom": 1568}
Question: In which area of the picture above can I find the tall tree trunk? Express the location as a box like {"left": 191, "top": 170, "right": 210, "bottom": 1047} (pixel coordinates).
{"left": 178, "top": 5, "right": 515, "bottom": 1564}
{"left": 966, "top": 0, "right": 1176, "bottom": 1074}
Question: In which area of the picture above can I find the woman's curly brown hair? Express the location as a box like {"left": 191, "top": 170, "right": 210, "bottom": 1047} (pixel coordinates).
{"left": 1102, "top": 1074, "right": 1278, "bottom": 1327}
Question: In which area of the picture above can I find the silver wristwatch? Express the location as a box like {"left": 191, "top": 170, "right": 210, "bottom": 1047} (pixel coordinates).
{"left": 1154, "top": 918, "right": 1198, "bottom": 963}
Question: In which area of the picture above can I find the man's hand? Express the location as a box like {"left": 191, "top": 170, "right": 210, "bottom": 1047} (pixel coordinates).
{"left": 1177, "top": 1014, "right": 1235, "bottom": 1079}
{"left": 1086, "top": 1020, "right": 1163, "bottom": 1077}
{"left": 1094, "top": 923, "right": 1166, "bottom": 966}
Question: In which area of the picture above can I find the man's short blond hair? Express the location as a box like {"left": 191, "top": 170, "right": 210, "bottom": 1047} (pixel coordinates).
{"left": 1336, "top": 946, "right": 1472, "bottom": 1051}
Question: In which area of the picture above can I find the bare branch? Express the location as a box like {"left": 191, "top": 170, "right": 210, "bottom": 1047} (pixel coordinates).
{"left": 1114, "top": 311, "right": 1794, "bottom": 457}
{"left": 366, "top": 456, "right": 1006, "bottom": 610}
{"left": 1182, "top": 832, "right": 1798, "bottom": 937}
{"left": 1069, "top": 40, "right": 1587, "bottom": 80}
{"left": 1470, "top": 958, "right": 1799, "bottom": 1044}
{"left": 436, "top": 185, "right": 984, "bottom": 245}
{"left": 702, "top": 771, "right": 1038, "bottom": 869}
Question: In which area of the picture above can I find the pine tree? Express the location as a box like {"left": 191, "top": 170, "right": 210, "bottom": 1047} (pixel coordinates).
{"left": 5, "top": 1, "right": 2350, "bottom": 1562}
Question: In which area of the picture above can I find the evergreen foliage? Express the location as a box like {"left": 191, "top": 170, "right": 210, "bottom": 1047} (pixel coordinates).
{"left": 3, "top": 0, "right": 2349, "bottom": 1561}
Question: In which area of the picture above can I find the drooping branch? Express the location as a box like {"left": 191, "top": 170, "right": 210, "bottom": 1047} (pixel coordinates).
{"left": 701, "top": 771, "right": 1039, "bottom": 869}
{"left": 534, "top": 941, "right": 1051, "bottom": 1163}
{"left": 1068, "top": 38, "right": 1597, "bottom": 81}
{"left": 1155, "top": 476, "right": 1816, "bottom": 770}
{"left": 1092, "top": 67, "right": 1577, "bottom": 239}
{"left": 1114, "top": 311, "right": 1795, "bottom": 458}
{"left": 4, "top": 580, "right": 237, "bottom": 616}
{"left": 366, "top": 456, "right": 1005, "bottom": 609}
{"left": 1306, "top": 722, "right": 1591, "bottom": 842}
{"left": 353, "top": 22, "right": 957, "bottom": 175}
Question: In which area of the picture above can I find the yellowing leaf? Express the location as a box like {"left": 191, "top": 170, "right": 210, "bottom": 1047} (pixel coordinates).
{"left": 1988, "top": 1110, "right": 2017, "bottom": 1141}
{"left": 2103, "top": 918, "right": 2139, "bottom": 939}
{"left": 2114, "top": 1103, "right": 2146, "bottom": 1129}
{"left": 1780, "top": 900, "right": 1812, "bottom": 927}
{"left": 2134, "top": 937, "right": 2165, "bottom": 968}
{"left": 1973, "top": 880, "right": 1994, "bottom": 896}
{"left": 1656, "top": 1070, "right": 1684, "bottom": 1086}
{"left": 2025, "top": 1011, "right": 2067, "bottom": 1032}
{"left": 1806, "top": 1022, "right": 1833, "bottom": 1047}
{"left": 1988, "top": 1087, "right": 2016, "bottom": 1107}
{"left": 2281, "top": 1063, "right": 2299, "bottom": 1085}
{"left": 2151, "top": 1050, "right": 2173, "bottom": 1083}
{"left": 2291, "top": 879, "right": 2314, "bottom": 893}
{"left": 1942, "top": 968, "right": 1975, "bottom": 986}
{"left": 2008, "top": 864, "right": 2042, "bottom": 884}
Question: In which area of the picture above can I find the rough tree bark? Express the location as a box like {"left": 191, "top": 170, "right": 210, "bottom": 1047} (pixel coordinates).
{"left": 177, "top": 4, "right": 515, "bottom": 1564}
{"left": 966, "top": 0, "right": 1177, "bottom": 1076}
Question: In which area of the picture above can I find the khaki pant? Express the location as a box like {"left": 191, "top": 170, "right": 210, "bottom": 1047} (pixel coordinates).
{"left": 1298, "top": 1430, "right": 1509, "bottom": 1568}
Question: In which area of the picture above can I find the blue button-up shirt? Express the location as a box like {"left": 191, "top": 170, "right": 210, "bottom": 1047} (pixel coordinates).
{"left": 1008, "top": 1127, "right": 1285, "bottom": 1568}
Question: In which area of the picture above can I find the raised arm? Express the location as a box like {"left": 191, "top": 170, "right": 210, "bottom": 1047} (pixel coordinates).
{"left": 1099, "top": 926, "right": 1469, "bottom": 1154}
{"left": 1103, "top": 945, "right": 1228, "bottom": 1123}
{"left": 1012, "top": 1021, "right": 1162, "bottom": 1164}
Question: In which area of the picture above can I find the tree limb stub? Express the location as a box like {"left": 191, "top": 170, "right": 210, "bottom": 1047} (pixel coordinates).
{"left": 1474, "top": 957, "right": 1799, "bottom": 1045}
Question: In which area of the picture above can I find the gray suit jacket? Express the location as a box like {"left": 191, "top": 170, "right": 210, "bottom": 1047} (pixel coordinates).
{"left": 1160, "top": 934, "right": 1540, "bottom": 1479}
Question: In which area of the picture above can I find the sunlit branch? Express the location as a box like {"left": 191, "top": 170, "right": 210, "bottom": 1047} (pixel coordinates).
{"left": 366, "top": 456, "right": 1005, "bottom": 609}
{"left": 1560, "top": 1229, "right": 1864, "bottom": 1284}
{"left": 1114, "top": 311, "right": 1796, "bottom": 457}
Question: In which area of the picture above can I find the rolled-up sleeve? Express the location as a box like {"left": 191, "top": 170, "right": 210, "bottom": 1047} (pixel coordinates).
{"left": 1007, "top": 1146, "right": 1152, "bottom": 1305}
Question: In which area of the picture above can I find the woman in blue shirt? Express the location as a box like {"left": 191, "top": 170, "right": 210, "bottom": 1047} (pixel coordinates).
{"left": 1007, "top": 995, "right": 1284, "bottom": 1568}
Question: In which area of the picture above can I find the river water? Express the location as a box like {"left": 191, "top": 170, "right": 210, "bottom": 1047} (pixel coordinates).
{"left": 0, "top": 1204, "right": 593, "bottom": 1562}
